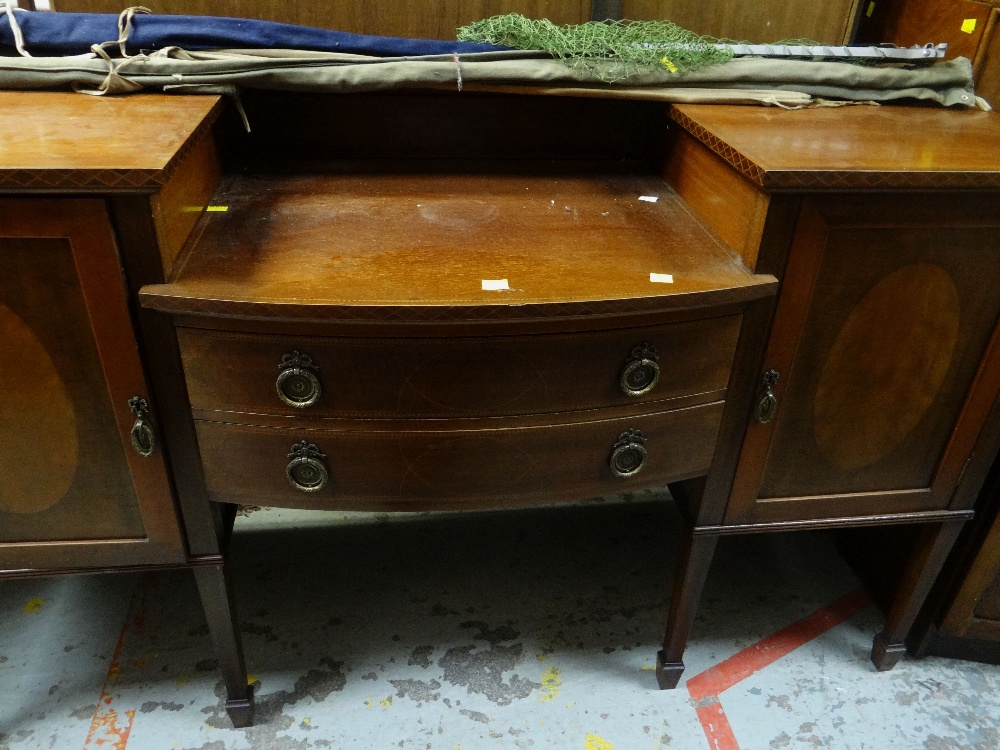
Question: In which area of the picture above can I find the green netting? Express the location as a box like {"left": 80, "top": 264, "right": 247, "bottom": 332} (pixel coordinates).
{"left": 457, "top": 14, "right": 735, "bottom": 82}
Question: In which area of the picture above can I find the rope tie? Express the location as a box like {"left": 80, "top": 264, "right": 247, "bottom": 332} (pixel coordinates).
{"left": 74, "top": 6, "right": 150, "bottom": 96}
{"left": 1, "top": 1, "right": 31, "bottom": 57}
{"left": 452, "top": 53, "right": 463, "bottom": 91}
{"left": 88, "top": 5, "right": 150, "bottom": 60}
{"left": 76, "top": 41, "right": 144, "bottom": 95}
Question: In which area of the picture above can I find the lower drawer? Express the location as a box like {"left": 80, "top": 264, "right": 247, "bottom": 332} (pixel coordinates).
{"left": 195, "top": 402, "right": 724, "bottom": 510}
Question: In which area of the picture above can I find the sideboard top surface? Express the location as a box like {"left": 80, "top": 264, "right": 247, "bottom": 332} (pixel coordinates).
{"left": 139, "top": 172, "right": 776, "bottom": 322}
{"left": 670, "top": 104, "right": 1000, "bottom": 190}
{"left": 0, "top": 92, "right": 222, "bottom": 191}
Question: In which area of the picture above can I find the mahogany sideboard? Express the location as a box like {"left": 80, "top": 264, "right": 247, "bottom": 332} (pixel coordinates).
{"left": 4, "top": 89, "right": 1000, "bottom": 728}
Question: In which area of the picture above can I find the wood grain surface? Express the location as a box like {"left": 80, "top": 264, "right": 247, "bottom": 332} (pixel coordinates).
{"left": 0, "top": 199, "right": 185, "bottom": 569}
{"left": 139, "top": 173, "right": 775, "bottom": 321}
{"left": 663, "top": 130, "right": 770, "bottom": 269}
{"left": 884, "top": 0, "right": 993, "bottom": 62}
{"left": 669, "top": 104, "right": 1000, "bottom": 190}
{"left": 177, "top": 315, "right": 739, "bottom": 419}
{"left": 0, "top": 92, "right": 222, "bottom": 191}
{"left": 624, "top": 0, "right": 859, "bottom": 44}
{"left": 151, "top": 134, "right": 222, "bottom": 277}
{"left": 975, "top": 9, "right": 1000, "bottom": 107}
{"left": 194, "top": 401, "right": 723, "bottom": 510}
{"left": 725, "top": 193, "right": 1000, "bottom": 525}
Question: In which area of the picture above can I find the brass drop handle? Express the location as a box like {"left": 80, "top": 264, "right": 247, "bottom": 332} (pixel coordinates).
{"left": 620, "top": 343, "right": 660, "bottom": 397}
{"left": 286, "top": 440, "right": 329, "bottom": 492}
{"left": 610, "top": 428, "right": 648, "bottom": 478}
{"left": 128, "top": 396, "right": 156, "bottom": 457}
{"left": 753, "top": 370, "right": 780, "bottom": 425}
{"left": 276, "top": 351, "right": 321, "bottom": 408}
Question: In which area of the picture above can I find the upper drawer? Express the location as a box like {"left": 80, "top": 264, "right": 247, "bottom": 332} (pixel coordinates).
{"left": 178, "top": 316, "right": 740, "bottom": 420}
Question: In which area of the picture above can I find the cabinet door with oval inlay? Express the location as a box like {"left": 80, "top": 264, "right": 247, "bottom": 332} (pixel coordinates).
{"left": 726, "top": 194, "right": 1000, "bottom": 525}
{"left": 0, "top": 199, "right": 184, "bottom": 569}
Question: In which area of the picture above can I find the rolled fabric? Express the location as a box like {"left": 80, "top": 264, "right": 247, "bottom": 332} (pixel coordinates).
{"left": 0, "top": 9, "right": 505, "bottom": 57}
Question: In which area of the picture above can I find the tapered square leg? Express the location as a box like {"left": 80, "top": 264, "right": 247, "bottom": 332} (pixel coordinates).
{"left": 869, "top": 519, "right": 965, "bottom": 673}
{"left": 656, "top": 531, "right": 719, "bottom": 690}
{"left": 870, "top": 632, "right": 907, "bottom": 671}
{"left": 655, "top": 651, "right": 686, "bottom": 690}
{"left": 193, "top": 563, "right": 255, "bottom": 728}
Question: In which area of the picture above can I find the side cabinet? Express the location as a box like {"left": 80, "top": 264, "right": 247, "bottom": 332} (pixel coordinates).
{"left": 658, "top": 96, "right": 1000, "bottom": 688}
{"left": 728, "top": 194, "right": 1000, "bottom": 525}
{"left": 0, "top": 198, "right": 185, "bottom": 570}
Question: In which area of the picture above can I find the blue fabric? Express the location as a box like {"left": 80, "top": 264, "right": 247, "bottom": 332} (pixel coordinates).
{"left": 0, "top": 11, "right": 504, "bottom": 57}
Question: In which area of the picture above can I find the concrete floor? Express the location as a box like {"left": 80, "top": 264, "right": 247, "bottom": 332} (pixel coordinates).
{"left": 2, "top": 489, "right": 1000, "bottom": 750}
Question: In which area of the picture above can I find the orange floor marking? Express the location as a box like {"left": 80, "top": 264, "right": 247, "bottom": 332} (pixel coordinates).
{"left": 82, "top": 574, "right": 156, "bottom": 750}
{"left": 687, "top": 588, "right": 874, "bottom": 750}
{"left": 695, "top": 698, "right": 741, "bottom": 750}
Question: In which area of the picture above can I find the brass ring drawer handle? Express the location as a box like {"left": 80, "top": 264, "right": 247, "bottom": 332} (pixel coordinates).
{"left": 610, "top": 428, "right": 647, "bottom": 478}
{"left": 128, "top": 396, "right": 156, "bottom": 457}
{"left": 620, "top": 343, "right": 660, "bottom": 397}
{"left": 286, "top": 440, "right": 329, "bottom": 492}
{"left": 753, "top": 370, "right": 780, "bottom": 425}
{"left": 276, "top": 350, "right": 321, "bottom": 408}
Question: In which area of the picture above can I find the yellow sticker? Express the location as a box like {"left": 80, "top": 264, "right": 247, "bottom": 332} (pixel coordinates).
{"left": 962, "top": 18, "right": 977, "bottom": 34}
{"left": 206, "top": 205, "right": 229, "bottom": 212}
{"left": 866, "top": 2, "right": 876, "bottom": 17}
{"left": 22, "top": 598, "right": 44, "bottom": 613}
{"left": 661, "top": 56, "right": 678, "bottom": 74}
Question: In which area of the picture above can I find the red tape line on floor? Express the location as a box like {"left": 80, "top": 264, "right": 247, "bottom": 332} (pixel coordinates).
{"left": 687, "top": 588, "right": 874, "bottom": 750}
{"left": 82, "top": 574, "right": 156, "bottom": 750}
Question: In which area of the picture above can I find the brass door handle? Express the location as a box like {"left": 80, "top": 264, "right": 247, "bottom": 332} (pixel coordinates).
{"left": 128, "top": 396, "right": 156, "bottom": 457}
{"left": 286, "top": 440, "right": 329, "bottom": 492}
{"left": 753, "top": 370, "right": 780, "bottom": 425}
{"left": 276, "top": 350, "right": 321, "bottom": 408}
{"left": 610, "top": 428, "right": 647, "bottom": 478}
{"left": 619, "top": 343, "right": 660, "bottom": 397}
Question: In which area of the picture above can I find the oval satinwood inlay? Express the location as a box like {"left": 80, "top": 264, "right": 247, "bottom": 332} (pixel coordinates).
{"left": 814, "top": 263, "right": 960, "bottom": 471}
{"left": 0, "top": 302, "right": 78, "bottom": 514}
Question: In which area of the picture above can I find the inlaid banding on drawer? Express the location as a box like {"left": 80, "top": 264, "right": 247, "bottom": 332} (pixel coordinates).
{"left": 195, "top": 402, "right": 723, "bottom": 511}
{"left": 178, "top": 316, "right": 740, "bottom": 420}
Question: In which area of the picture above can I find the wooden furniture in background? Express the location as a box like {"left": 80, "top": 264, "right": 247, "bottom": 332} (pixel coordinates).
{"left": 0, "top": 200, "right": 182, "bottom": 569}
{"left": 912, "top": 452, "right": 1000, "bottom": 663}
{"left": 58, "top": 0, "right": 862, "bottom": 44}
{"left": 0, "top": 92, "right": 252, "bottom": 725}
{"left": 856, "top": 0, "right": 1000, "bottom": 106}
{"left": 842, "top": 447, "right": 1000, "bottom": 665}
{"left": 656, "top": 103, "right": 1000, "bottom": 685}
{"left": 624, "top": 0, "right": 861, "bottom": 44}
{"left": 5, "top": 88, "right": 1000, "bottom": 729}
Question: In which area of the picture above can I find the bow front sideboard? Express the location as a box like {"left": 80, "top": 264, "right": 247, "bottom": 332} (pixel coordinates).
{"left": 3, "top": 90, "right": 1000, "bottom": 727}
